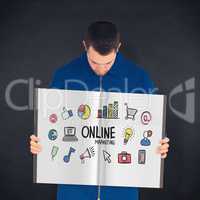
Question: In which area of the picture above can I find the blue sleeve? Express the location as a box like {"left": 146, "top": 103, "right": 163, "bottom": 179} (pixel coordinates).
{"left": 49, "top": 68, "right": 65, "bottom": 89}
{"left": 142, "top": 70, "right": 157, "bottom": 94}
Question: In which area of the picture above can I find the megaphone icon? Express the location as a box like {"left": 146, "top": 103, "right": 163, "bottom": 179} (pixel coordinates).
{"left": 80, "top": 146, "right": 95, "bottom": 164}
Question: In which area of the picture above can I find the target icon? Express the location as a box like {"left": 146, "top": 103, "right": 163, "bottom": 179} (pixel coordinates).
{"left": 49, "top": 113, "right": 58, "bottom": 123}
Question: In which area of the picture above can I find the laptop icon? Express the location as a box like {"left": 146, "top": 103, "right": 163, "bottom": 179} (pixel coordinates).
{"left": 63, "top": 127, "right": 78, "bottom": 142}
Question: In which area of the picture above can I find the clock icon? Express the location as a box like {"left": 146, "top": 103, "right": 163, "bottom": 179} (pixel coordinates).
{"left": 48, "top": 129, "right": 58, "bottom": 141}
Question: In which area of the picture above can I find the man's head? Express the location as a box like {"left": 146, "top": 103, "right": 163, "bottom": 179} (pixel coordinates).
{"left": 83, "top": 21, "right": 121, "bottom": 76}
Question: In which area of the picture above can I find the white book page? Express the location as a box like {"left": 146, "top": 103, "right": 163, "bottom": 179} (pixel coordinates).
{"left": 34, "top": 89, "right": 166, "bottom": 188}
{"left": 98, "top": 92, "right": 165, "bottom": 188}
{"left": 35, "top": 89, "right": 100, "bottom": 185}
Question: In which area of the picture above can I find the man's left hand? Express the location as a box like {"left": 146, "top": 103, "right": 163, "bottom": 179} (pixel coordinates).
{"left": 157, "top": 137, "right": 170, "bottom": 159}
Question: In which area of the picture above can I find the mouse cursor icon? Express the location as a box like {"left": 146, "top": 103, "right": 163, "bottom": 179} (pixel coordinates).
{"left": 103, "top": 150, "right": 111, "bottom": 163}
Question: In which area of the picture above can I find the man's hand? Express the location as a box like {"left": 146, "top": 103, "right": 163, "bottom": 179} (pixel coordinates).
{"left": 157, "top": 137, "right": 170, "bottom": 159}
{"left": 30, "top": 135, "right": 42, "bottom": 154}
{"left": 29, "top": 134, "right": 169, "bottom": 158}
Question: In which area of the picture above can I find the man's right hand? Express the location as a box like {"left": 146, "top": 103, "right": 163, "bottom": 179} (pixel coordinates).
{"left": 30, "top": 135, "right": 42, "bottom": 154}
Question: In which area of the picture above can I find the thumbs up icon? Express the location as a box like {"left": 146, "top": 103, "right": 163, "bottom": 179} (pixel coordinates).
{"left": 61, "top": 107, "right": 73, "bottom": 120}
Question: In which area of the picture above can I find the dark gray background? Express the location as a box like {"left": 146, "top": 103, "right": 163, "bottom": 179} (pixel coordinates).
{"left": 0, "top": 0, "right": 200, "bottom": 200}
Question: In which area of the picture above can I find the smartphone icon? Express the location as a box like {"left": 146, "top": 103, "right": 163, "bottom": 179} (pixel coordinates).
{"left": 138, "top": 150, "right": 146, "bottom": 164}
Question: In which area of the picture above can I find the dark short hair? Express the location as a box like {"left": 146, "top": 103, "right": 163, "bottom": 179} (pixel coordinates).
{"left": 84, "top": 21, "right": 120, "bottom": 55}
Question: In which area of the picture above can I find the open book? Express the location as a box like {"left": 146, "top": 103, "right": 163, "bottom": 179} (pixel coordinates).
{"left": 34, "top": 88, "right": 166, "bottom": 188}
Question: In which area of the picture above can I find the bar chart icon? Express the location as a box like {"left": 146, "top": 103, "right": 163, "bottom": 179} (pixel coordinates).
{"left": 97, "top": 101, "right": 119, "bottom": 119}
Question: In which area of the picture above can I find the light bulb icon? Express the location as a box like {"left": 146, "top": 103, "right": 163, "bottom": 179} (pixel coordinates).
{"left": 124, "top": 128, "right": 134, "bottom": 145}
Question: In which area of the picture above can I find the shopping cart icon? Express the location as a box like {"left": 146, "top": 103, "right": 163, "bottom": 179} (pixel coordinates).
{"left": 124, "top": 103, "right": 137, "bottom": 120}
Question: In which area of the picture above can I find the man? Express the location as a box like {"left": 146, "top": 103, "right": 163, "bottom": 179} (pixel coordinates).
{"left": 30, "top": 21, "right": 170, "bottom": 200}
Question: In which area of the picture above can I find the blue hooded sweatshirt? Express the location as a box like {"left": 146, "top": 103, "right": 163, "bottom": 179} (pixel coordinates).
{"left": 49, "top": 51, "right": 155, "bottom": 200}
